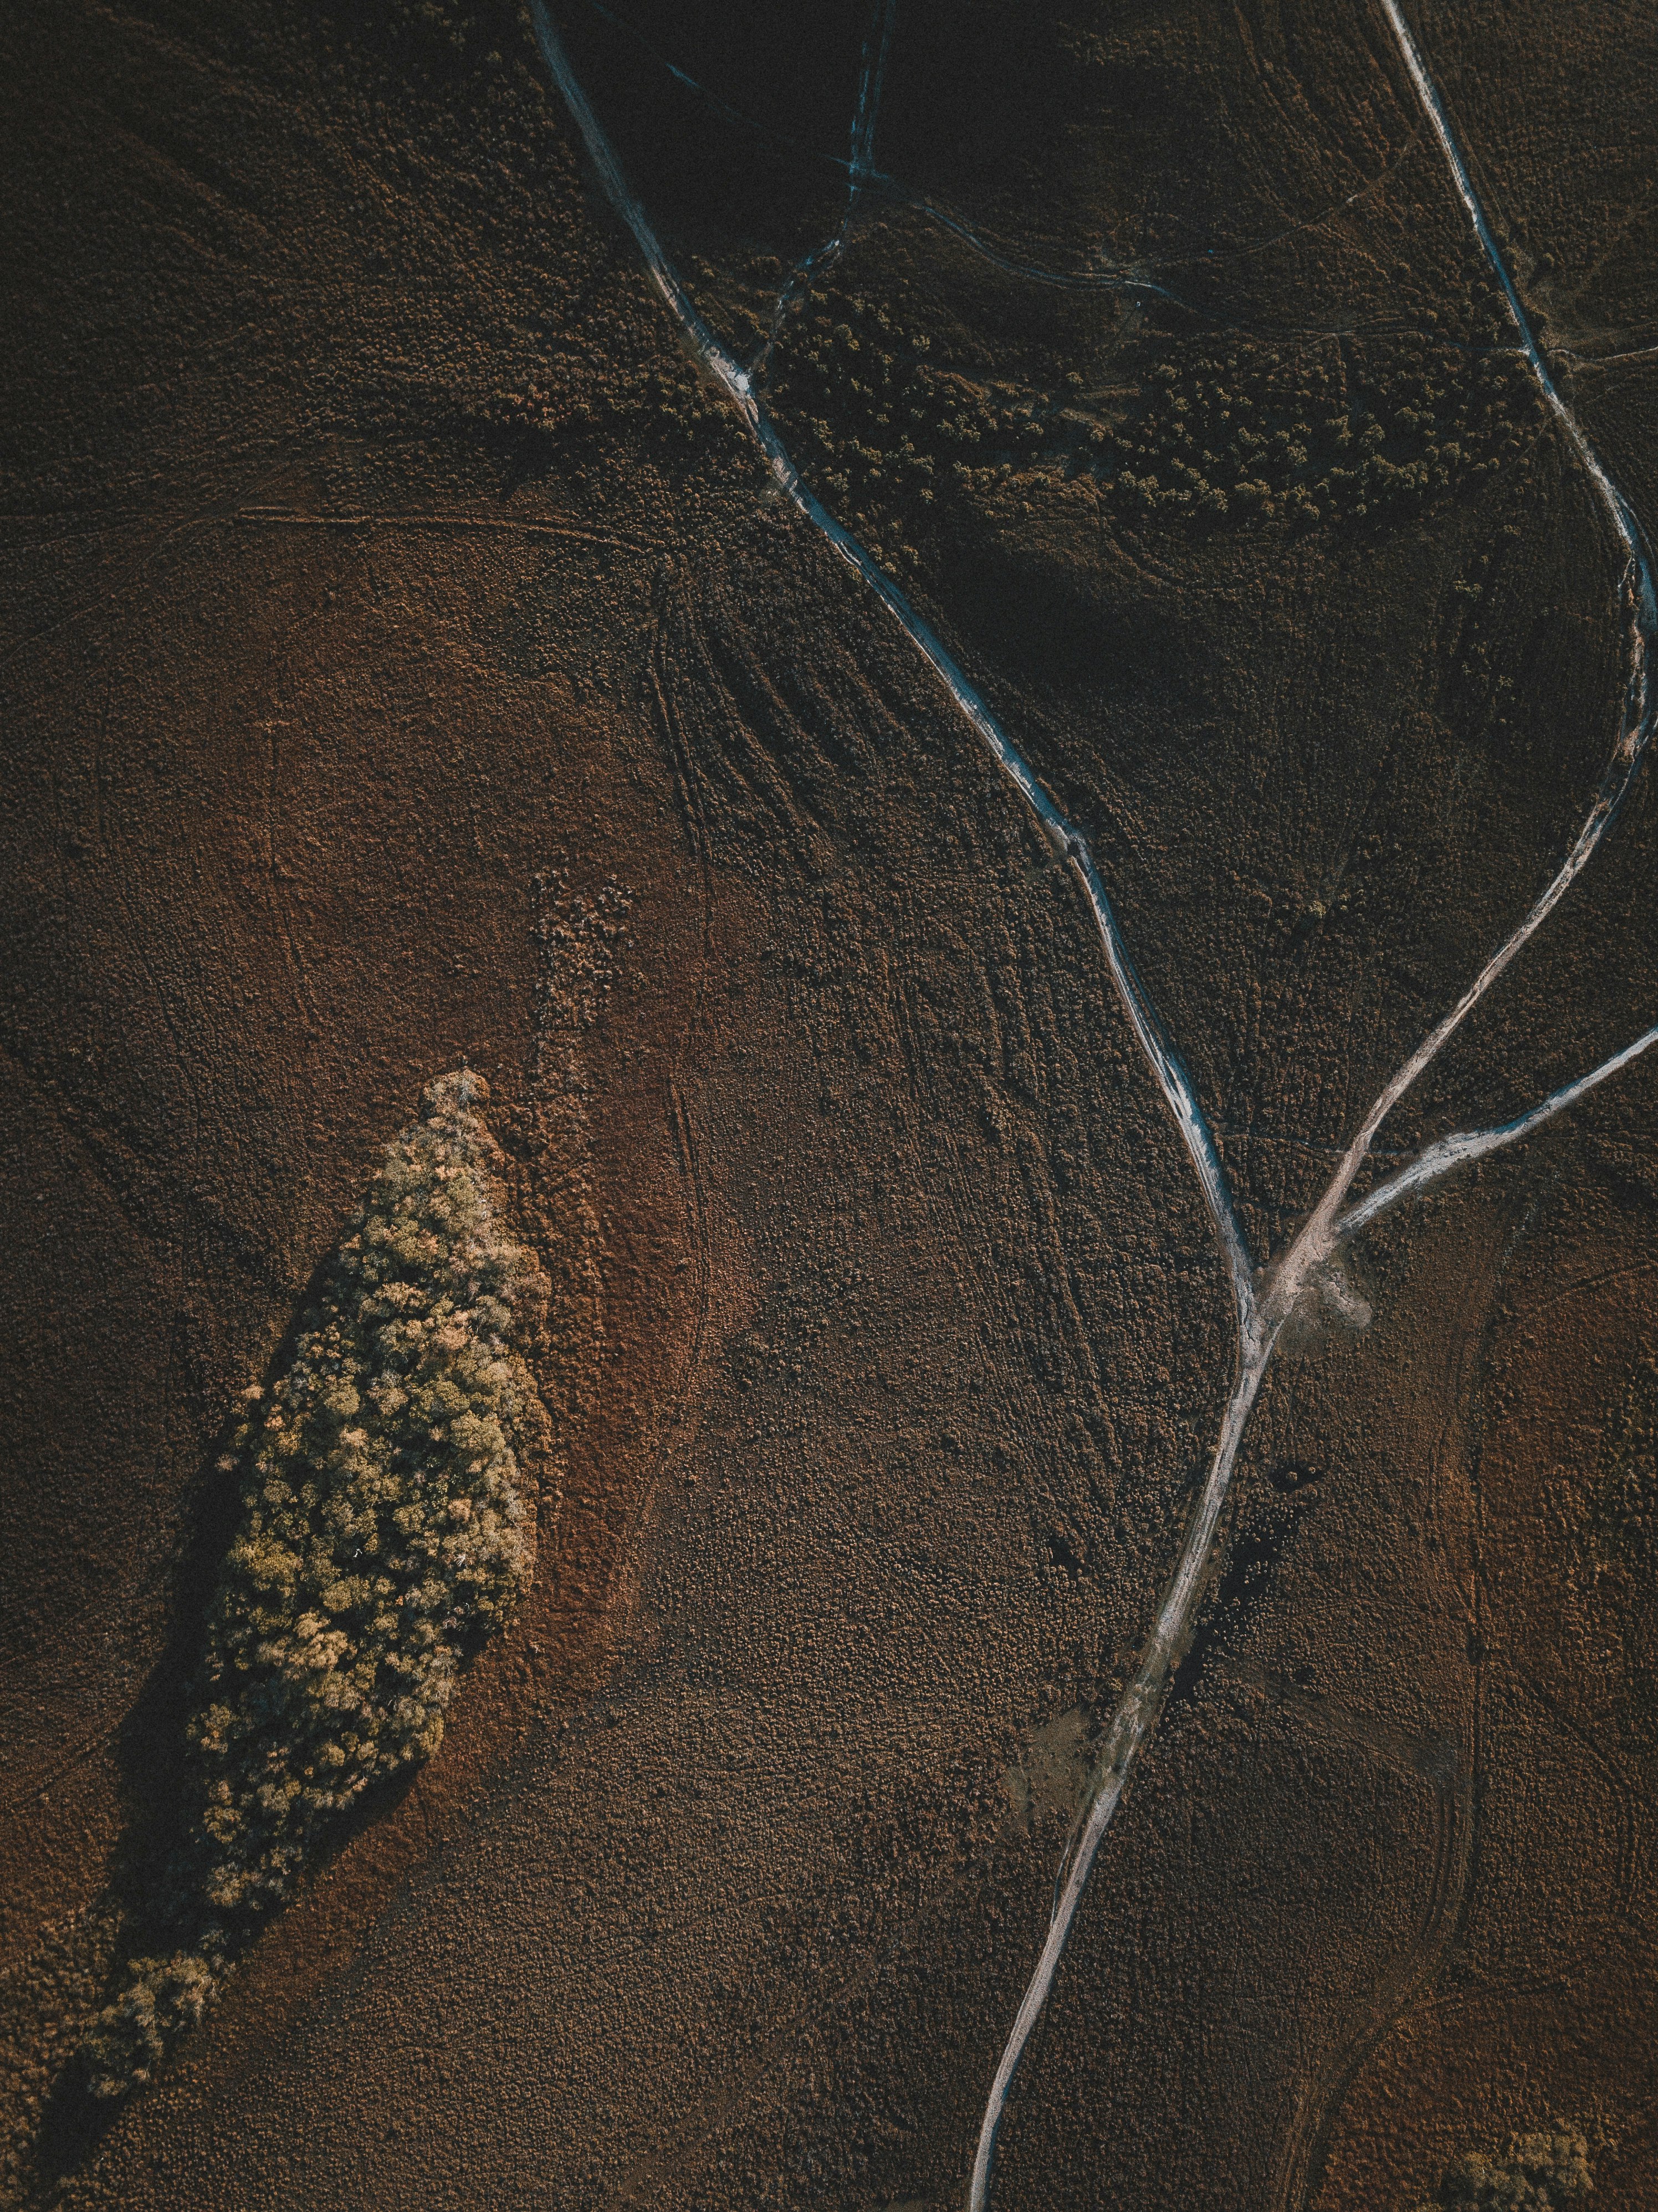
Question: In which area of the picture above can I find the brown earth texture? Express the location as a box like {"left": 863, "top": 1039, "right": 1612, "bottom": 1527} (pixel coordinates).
{"left": 3, "top": 1, "right": 1657, "bottom": 2206}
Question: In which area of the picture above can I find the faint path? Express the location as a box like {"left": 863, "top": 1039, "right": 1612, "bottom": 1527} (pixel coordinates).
{"left": 598, "top": 605, "right": 720, "bottom": 1601}
{"left": 228, "top": 505, "right": 653, "bottom": 555}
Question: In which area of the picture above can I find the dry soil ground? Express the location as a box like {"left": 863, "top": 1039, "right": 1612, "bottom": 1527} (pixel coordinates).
{"left": 3, "top": 2, "right": 1657, "bottom": 2207}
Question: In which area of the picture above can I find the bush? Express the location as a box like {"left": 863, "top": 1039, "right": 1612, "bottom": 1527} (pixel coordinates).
{"left": 84, "top": 1069, "right": 545, "bottom": 2098}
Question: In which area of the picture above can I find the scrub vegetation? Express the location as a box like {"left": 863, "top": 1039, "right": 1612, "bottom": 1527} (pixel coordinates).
{"left": 1601, "top": 1350, "right": 1658, "bottom": 1563}
{"left": 764, "top": 284, "right": 1546, "bottom": 554}
{"left": 376, "top": 0, "right": 519, "bottom": 63}
{"left": 1413, "top": 2128, "right": 1594, "bottom": 2209}
{"left": 82, "top": 1071, "right": 545, "bottom": 2099}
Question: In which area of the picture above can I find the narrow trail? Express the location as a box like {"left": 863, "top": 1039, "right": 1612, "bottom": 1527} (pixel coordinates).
{"left": 524, "top": 2, "right": 1658, "bottom": 2203}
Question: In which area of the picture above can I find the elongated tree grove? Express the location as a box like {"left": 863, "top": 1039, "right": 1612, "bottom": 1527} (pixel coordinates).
{"left": 85, "top": 1071, "right": 545, "bottom": 2097}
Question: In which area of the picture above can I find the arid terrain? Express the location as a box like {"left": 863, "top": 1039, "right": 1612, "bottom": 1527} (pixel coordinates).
{"left": 3, "top": 2, "right": 1656, "bottom": 2206}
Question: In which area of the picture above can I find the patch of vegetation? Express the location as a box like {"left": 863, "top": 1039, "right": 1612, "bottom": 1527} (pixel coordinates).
{"left": 1600, "top": 1349, "right": 1658, "bottom": 1561}
{"left": 478, "top": 255, "right": 761, "bottom": 474}
{"left": 1414, "top": 2129, "right": 1593, "bottom": 2210}
{"left": 764, "top": 285, "right": 1546, "bottom": 552}
{"left": 1589, "top": 1350, "right": 1658, "bottom": 1749}
{"left": 84, "top": 1071, "right": 546, "bottom": 2098}
{"left": 357, "top": 0, "right": 519, "bottom": 63}
{"left": 480, "top": 358, "right": 731, "bottom": 462}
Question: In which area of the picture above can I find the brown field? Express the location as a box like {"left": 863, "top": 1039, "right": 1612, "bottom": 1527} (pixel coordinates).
{"left": 3, "top": 1, "right": 1656, "bottom": 2206}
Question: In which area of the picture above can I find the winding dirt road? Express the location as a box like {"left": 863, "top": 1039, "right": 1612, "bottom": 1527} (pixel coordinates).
{"left": 524, "top": 4, "right": 1658, "bottom": 2203}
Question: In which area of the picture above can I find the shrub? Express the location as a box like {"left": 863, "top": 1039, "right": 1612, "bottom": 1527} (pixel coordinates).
{"left": 84, "top": 1069, "right": 545, "bottom": 2097}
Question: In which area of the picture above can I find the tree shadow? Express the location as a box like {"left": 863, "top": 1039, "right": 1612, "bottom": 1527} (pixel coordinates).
{"left": 1164, "top": 1473, "right": 1321, "bottom": 1719}
{"left": 22, "top": 1236, "right": 434, "bottom": 2196}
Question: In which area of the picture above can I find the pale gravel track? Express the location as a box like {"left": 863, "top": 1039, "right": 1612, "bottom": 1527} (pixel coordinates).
{"left": 973, "top": 7, "right": 1655, "bottom": 2196}
{"left": 526, "top": 0, "right": 1257, "bottom": 1332}
{"left": 522, "top": 4, "right": 1657, "bottom": 2203}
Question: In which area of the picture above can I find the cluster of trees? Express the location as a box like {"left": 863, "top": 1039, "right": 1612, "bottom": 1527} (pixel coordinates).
{"left": 84, "top": 1071, "right": 544, "bottom": 2097}
{"left": 763, "top": 285, "right": 1547, "bottom": 552}
{"left": 1098, "top": 340, "right": 1542, "bottom": 527}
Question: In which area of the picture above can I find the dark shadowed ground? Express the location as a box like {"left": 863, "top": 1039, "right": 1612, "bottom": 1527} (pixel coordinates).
{"left": 2, "top": 2, "right": 1656, "bottom": 2206}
